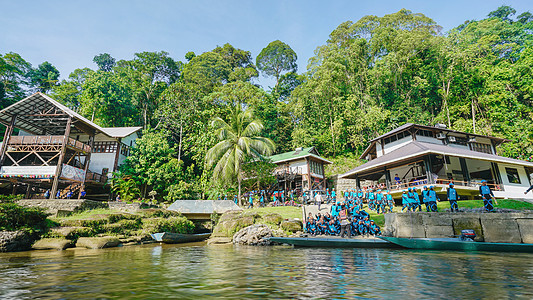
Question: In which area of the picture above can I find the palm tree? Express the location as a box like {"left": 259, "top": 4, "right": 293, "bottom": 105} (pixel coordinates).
{"left": 206, "top": 106, "right": 275, "bottom": 205}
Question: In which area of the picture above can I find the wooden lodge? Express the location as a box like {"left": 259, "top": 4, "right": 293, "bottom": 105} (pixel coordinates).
{"left": 0, "top": 93, "right": 141, "bottom": 200}
{"left": 339, "top": 123, "right": 533, "bottom": 200}
{"left": 269, "top": 147, "right": 332, "bottom": 193}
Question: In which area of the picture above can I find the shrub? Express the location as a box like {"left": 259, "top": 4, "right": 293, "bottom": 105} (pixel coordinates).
{"left": 142, "top": 216, "right": 194, "bottom": 234}
{"left": 0, "top": 202, "right": 50, "bottom": 232}
{"left": 139, "top": 209, "right": 182, "bottom": 219}
{"left": 0, "top": 195, "right": 24, "bottom": 204}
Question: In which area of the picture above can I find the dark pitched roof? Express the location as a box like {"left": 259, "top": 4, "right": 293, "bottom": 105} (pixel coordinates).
{"left": 341, "top": 141, "right": 533, "bottom": 178}
{"left": 369, "top": 123, "right": 508, "bottom": 143}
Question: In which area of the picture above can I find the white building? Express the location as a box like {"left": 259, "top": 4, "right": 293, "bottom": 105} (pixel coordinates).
{"left": 340, "top": 123, "right": 533, "bottom": 200}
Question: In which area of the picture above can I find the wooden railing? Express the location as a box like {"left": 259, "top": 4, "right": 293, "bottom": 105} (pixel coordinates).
{"left": 86, "top": 171, "right": 107, "bottom": 183}
{"left": 8, "top": 135, "right": 91, "bottom": 153}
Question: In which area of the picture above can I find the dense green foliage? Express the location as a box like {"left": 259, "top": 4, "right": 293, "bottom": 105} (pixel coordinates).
{"left": 2, "top": 6, "right": 533, "bottom": 202}
{"left": 0, "top": 202, "right": 50, "bottom": 232}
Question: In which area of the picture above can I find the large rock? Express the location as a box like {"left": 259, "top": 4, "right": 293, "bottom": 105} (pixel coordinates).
{"left": 261, "top": 213, "right": 284, "bottom": 226}
{"left": 212, "top": 211, "right": 260, "bottom": 238}
{"left": 207, "top": 237, "right": 232, "bottom": 245}
{"left": 76, "top": 237, "right": 120, "bottom": 249}
{"left": 51, "top": 227, "right": 95, "bottom": 239}
{"left": 0, "top": 231, "right": 35, "bottom": 252}
{"left": 517, "top": 219, "right": 533, "bottom": 243}
{"left": 233, "top": 224, "right": 273, "bottom": 246}
{"left": 281, "top": 220, "right": 303, "bottom": 233}
{"left": 33, "top": 238, "right": 73, "bottom": 250}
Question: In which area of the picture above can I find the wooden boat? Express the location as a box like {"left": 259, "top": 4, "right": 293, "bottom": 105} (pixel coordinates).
{"left": 379, "top": 236, "right": 533, "bottom": 253}
{"left": 269, "top": 236, "right": 400, "bottom": 248}
{"left": 150, "top": 232, "right": 211, "bottom": 244}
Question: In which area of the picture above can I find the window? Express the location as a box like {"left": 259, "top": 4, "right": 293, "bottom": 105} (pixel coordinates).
{"left": 449, "top": 136, "right": 468, "bottom": 146}
{"left": 472, "top": 143, "right": 493, "bottom": 154}
{"left": 506, "top": 167, "right": 521, "bottom": 184}
{"left": 93, "top": 141, "right": 118, "bottom": 153}
{"left": 416, "top": 129, "right": 434, "bottom": 138}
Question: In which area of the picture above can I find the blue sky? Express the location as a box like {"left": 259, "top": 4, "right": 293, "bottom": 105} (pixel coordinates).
{"left": 1, "top": 0, "right": 531, "bottom": 89}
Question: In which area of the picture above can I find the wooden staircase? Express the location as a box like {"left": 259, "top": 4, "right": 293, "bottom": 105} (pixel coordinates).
{"left": 58, "top": 182, "right": 83, "bottom": 199}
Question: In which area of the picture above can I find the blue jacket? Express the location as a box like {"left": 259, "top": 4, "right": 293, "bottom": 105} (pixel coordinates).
{"left": 447, "top": 188, "right": 459, "bottom": 201}
{"left": 428, "top": 190, "right": 437, "bottom": 202}
{"left": 422, "top": 190, "right": 429, "bottom": 203}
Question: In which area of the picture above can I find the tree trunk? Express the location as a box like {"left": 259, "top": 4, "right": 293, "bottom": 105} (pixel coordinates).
{"left": 472, "top": 99, "right": 476, "bottom": 134}
{"left": 178, "top": 122, "right": 183, "bottom": 162}
{"left": 238, "top": 176, "right": 242, "bottom": 206}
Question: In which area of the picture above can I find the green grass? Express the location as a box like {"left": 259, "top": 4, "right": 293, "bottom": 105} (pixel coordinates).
{"left": 54, "top": 208, "right": 124, "bottom": 221}
{"left": 247, "top": 206, "right": 303, "bottom": 220}
{"left": 436, "top": 199, "right": 533, "bottom": 211}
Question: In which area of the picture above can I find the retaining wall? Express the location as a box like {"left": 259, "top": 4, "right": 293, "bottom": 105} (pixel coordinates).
{"left": 17, "top": 199, "right": 107, "bottom": 216}
{"left": 384, "top": 212, "right": 533, "bottom": 243}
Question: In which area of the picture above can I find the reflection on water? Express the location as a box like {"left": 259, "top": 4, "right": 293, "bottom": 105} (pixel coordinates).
{"left": 1, "top": 243, "right": 533, "bottom": 299}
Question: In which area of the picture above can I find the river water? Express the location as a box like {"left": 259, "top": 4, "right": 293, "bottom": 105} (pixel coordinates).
{"left": 1, "top": 243, "right": 533, "bottom": 299}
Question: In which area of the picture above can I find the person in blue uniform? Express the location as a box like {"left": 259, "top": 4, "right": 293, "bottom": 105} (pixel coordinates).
{"left": 233, "top": 195, "right": 238, "bottom": 205}
{"left": 369, "top": 220, "right": 381, "bottom": 236}
{"left": 386, "top": 191, "right": 394, "bottom": 213}
{"left": 357, "top": 220, "right": 367, "bottom": 236}
{"left": 479, "top": 180, "right": 495, "bottom": 212}
{"left": 327, "top": 219, "right": 339, "bottom": 235}
{"left": 411, "top": 187, "right": 421, "bottom": 212}
{"left": 428, "top": 186, "right": 438, "bottom": 212}
{"left": 447, "top": 183, "right": 459, "bottom": 212}
{"left": 248, "top": 193, "right": 254, "bottom": 209}
{"left": 330, "top": 201, "right": 339, "bottom": 219}
{"left": 307, "top": 218, "right": 317, "bottom": 236}
{"left": 375, "top": 190, "right": 384, "bottom": 214}
{"left": 367, "top": 189, "right": 375, "bottom": 211}
{"left": 331, "top": 188, "right": 337, "bottom": 202}
{"left": 422, "top": 186, "right": 430, "bottom": 212}
{"left": 401, "top": 190, "right": 410, "bottom": 212}
{"left": 326, "top": 188, "right": 331, "bottom": 203}
{"left": 259, "top": 191, "right": 265, "bottom": 207}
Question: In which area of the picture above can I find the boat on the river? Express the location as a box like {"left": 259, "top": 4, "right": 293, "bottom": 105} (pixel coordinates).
{"left": 379, "top": 236, "right": 533, "bottom": 253}
{"left": 269, "top": 236, "right": 400, "bottom": 248}
{"left": 150, "top": 232, "right": 211, "bottom": 244}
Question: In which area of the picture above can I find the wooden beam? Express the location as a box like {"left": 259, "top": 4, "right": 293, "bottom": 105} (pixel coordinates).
{"left": 51, "top": 116, "right": 72, "bottom": 199}
{"left": 0, "top": 114, "right": 17, "bottom": 167}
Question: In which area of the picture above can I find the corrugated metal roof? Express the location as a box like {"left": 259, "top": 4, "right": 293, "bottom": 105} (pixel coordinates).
{"left": 102, "top": 127, "right": 142, "bottom": 138}
{"left": 341, "top": 141, "right": 533, "bottom": 178}
{"left": 269, "top": 147, "right": 332, "bottom": 164}
{"left": 0, "top": 93, "right": 111, "bottom": 137}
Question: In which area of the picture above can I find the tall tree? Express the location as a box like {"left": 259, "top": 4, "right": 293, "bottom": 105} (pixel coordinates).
{"left": 29, "top": 61, "right": 60, "bottom": 93}
{"left": 117, "top": 51, "right": 182, "bottom": 128}
{"left": 93, "top": 53, "right": 116, "bottom": 72}
{"left": 0, "top": 52, "right": 32, "bottom": 108}
{"left": 205, "top": 105, "right": 275, "bottom": 204}
{"left": 256, "top": 40, "right": 298, "bottom": 86}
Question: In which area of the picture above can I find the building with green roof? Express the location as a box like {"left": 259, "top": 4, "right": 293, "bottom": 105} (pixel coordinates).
{"left": 269, "top": 147, "right": 332, "bottom": 192}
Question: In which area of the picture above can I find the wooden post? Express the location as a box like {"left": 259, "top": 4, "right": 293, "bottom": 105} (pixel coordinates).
{"left": 113, "top": 138, "right": 122, "bottom": 172}
{"left": 78, "top": 134, "right": 94, "bottom": 199}
{"left": 306, "top": 158, "right": 311, "bottom": 191}
{"left": 0, "top": 114, "right": 17, "bottom": 167}
{"left": 321, "top": 161, "right": 326, "bottom": 190}
{"left": 51, "top": 116, "right": 72, "bottom": 199}
{"left": 385, "top": 167, "right": 391, "bottom": 190}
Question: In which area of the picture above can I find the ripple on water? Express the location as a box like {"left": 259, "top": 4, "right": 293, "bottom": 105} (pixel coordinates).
{"left": 1, "top": 244, "right": 533, "bottom": 299}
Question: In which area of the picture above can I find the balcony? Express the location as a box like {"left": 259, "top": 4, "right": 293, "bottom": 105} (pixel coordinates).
{"left": 8, "top": 135, "right": 91, "bottom": 153}
{"left": 86, "top": 171, "right": 107, "bottom": 183}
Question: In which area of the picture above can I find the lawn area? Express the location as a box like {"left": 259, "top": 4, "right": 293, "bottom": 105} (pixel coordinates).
{"left": 437, "top": 199, "right": 533, "bottom": 211}
{"left": 247, "top": 206, "right": 303, "bottom": 220}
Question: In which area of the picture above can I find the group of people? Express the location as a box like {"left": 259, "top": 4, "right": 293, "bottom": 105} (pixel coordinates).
{"left": 305, "top": 204, "right": 381, "bottom": 238}
{"left": 341, "top": 188, "right": 395, "bottom": 215}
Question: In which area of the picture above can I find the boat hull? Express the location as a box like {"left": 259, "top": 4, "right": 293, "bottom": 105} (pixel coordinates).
{"left": 269, "top": 236, "right": 399, "bottom": 248}
{"left": 151, "top": 232, "right": 211, "bottom": 244}
{"left": 379, "top": 236, "right": 533, "bottom": 253}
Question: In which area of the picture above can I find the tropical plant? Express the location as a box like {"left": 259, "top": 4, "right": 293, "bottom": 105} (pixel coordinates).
{"left": 205, "top": 105, "right": 275, "bottom": 204}
{"left": 110, "top": 172, "right": 140, "bottom": 202}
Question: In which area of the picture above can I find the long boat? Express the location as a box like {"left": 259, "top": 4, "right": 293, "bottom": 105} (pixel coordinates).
{"left": 150, "top": 232, "right": 211, "bottom": 244}
{"left": 379, "top": 236, "right": 533, "bottom": 253}
{"left": 269, "top": 236, "right": 400, "bottom": 248}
